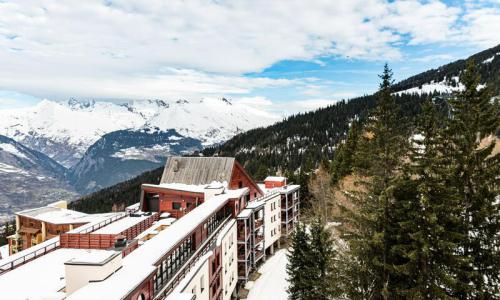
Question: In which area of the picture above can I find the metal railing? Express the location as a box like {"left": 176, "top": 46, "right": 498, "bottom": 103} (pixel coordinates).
{"left": 154, "top": 216, "right": 231, "bottom": 300}
{"left": 69, "top": 212, "right": 127, "bottom": 234}
{"left": 0, "top": 238, "right": 60, "bottom": 275}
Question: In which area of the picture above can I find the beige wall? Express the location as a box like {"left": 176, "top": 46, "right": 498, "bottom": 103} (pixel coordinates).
{"left": 264, "top": 194, "right": 281, "bottom": 248}
{"left": 181, "top": 259, "right": 210, "bottom": 300}
{"left": 65, "top": 253, "right": 122, "bottom": 295}
{"left": 221, "top": 222, "right": 238, "bottom": 300}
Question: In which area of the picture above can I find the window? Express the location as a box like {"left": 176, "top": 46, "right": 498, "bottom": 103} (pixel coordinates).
{"left": 200, "top": 275, "right": 205, "bottom": 292}
{"left": 238, "top": 181, "right": 243, "bottom": 188}
{"left": 137, "top": 294, "right": 146, "bottom": 300}
{"left": 172, "top": 202, "right": 182, "bottom": 210}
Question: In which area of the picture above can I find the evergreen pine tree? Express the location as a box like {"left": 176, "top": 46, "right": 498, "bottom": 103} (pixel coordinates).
{"left": 446, "top": 60, "right": 500, "bottom": 299}
{"left": 308, "top": 218, "right": 340, "bottom": 299}
{"left": 390, "top": 99, "right": 464, "bottom": 298}
{"left": 287, "top": 223, "right": 314, "bottom": 300}
{"left": 330, "top": 121, "right": 361, "bottom": 185}
{"left": 337, "top": 63, "right": 409, "bottom": 299}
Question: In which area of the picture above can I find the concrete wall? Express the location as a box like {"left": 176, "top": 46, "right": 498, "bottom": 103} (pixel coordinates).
{"left": 65, "top": 253, "right": 122, "bottom": 295}
{"left": 221, "top": 222, "right": 238, "bottom": 300}
{"left": 181, "top": 259, "right": 210, "bottom": 300}
{"left": 264, "top": 194, "right": 281, "bottom": 249}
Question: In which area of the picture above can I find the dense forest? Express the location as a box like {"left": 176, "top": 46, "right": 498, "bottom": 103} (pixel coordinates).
{"left": 69, "top": 167, "right": 163, "bottom": 213}
{"left": 287, "top": 61, "right": 500, "bottom": 299}
{"left": 393, "top": 43, "right": 500, "bottom": 93}
{"left": 69, "top": 44, "right": 500, "bottom": 214}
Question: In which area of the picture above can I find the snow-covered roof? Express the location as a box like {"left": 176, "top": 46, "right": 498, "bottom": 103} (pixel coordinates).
{"left": 246, "top": 199, "right": 266, "bottom": 209}
{"left": 134, "top": 218, "right": 176, "bottom": 241}
{"left": 278, "top": 184, "right": 300, "bottom": 194}
{"left": 160, "top": 212, "right": 171, "bottom": 218}
{"left": 65, "top": 250, "right": 119, "bottom": 265}
{"left": 221, "top": 187, "right": 249, "bottom": 199}
{"left": 259, "top": 183, "right": 300, "bottom": 195}
{"left": 168, "top": 251, "right": 213, "bottom": 299}
{"left": 124, "top": 194, "right": 230, "bottom": 266}
{"left": 0, "top": 248, "right": 114, "bottom": 300}
{"left": 93, "top": 214, "right": 153, "bottom": 235}
{"left": 66, "top": 262, "right": 156, "bottom": 300}
{"left": 238, "top": 209, "right": 253, "bottom": 219}
{"left": 143, "top": 182, "right": 207, "bottom": 194}
{"left": 67, "top": 193, "right": 233, "bottom": 298}
{"left": 66, "top": 213, "right": 125, "bottom": 234}
{"left": 17, "top": 206, "right": 92, "bottom": 225}
{"left": 126, "top": 202, "right": 140, "bottom": 211}
{"left": 264, "top": 176, "right": 286, "bottom": 182}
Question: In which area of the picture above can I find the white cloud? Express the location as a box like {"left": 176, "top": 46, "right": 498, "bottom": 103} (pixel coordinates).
{"left": 0, "top": 0, "right": 497, "bottom": 101}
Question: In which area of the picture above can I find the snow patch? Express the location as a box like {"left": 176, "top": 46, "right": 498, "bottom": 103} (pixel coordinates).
{"left": 245, "top": 249, "right": 289, "bottom": 300}
{"left": 0, "top": 143, "right": 29, "bottom": 160}
{"left": 111, "top": 144, "right": 172, "bottom": 162}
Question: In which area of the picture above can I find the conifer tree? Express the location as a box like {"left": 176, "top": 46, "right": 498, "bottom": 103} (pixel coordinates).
{"left": 445, "top": 60, "right": 500, "bottom": 299}
{"left": 390, "top": 100, "right": 464, "bottom": 298}
{"left": 337, "top": 63, "right": 409, "bottom": 299}
{"left": 287, "top": 223, "right": 314, "bottom": 300}
{"left": 308, "top": 218, "right": 340, "bottom": 299}
{"left": 330, "top": 121, "right": 361, "bottom": 185}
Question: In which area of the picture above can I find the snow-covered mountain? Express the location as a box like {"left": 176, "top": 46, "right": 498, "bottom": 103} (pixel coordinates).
{"left": 68, "top": 129, "right": 202, "bottom": 193}
{"left": 0, "top": 98, "right": 279, "bottom": 168}
{"left": 0, "top": 135, "right": 77, "bottom": 221}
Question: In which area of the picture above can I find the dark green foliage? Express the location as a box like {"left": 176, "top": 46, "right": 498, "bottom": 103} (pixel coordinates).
{"left": 341, "top": 64, "right": 410, "bottom": 299}
{"left": 287, "top": 219, "right": 339, "bottom": 300}
{"left": 330, "top": 61, "right": 499, "bottom": 299}
{"left": 393, "top": 100, "right": 463, "bottom": 299}
{"left": 445, "top": 60, "right": 500, "bottom": 299}
{"left": 394, "top": 44, "right": 500, "bottom": 95}
{"left": 287, "top": 223, "right": 313, "bottom": 300}
{"left": 0, "top": 220, "right": 15, "bottom": 247}
{"left": 330, "top": 121, "right": 361, "bottom": 185}
{"left": 69, "top": 167, "right": 163, "bottom": 213}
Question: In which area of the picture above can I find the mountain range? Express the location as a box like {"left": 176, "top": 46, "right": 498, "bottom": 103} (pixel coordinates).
{"left": 69, "top": 43, "right": 500, "bottom": 214}
{"left": 0, "top": 97, "right": 279, "bottom": 220}
{"left": 1, "top": 44, "right": 499, "bottom": 219}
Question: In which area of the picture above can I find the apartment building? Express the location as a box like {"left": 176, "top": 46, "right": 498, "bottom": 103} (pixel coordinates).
{"left": 0, "top": 156, "right": 300, "bottom": 300}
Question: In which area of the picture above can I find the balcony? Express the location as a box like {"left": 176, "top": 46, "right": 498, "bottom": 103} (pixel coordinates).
{"left": 254, "top": 249, "right": 264, "bottom": 261}
{"left": 254, "top": 219, "right": 263, "bottom": 229}
{"left": 281, "top": 199, "right": 293, "bottom": 208}
{"left": 237, "top": 230, "right": 249, "bottom": 241}
{"left": 238, "top": 251, "right": 250, "bottom": 261}
{"left": 254, "top": 235, "right": 264, "bottom": 245}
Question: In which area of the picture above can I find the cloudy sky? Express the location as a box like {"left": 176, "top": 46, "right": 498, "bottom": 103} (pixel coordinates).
{"left": 0, "top": 0, "right": 499, "bottom": 114}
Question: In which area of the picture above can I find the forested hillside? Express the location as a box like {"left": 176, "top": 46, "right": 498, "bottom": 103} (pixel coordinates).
{"left": 70, "top": 44, "right": 499, "bottom": 213}
{"left": 393, "top": 43, "right": 500, "bottom": 93}
{"left": 69, "top": 167, "right": 163, "bottom": 213}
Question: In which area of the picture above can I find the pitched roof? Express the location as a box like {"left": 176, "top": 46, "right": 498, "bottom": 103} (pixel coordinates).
{"left": 160, "top": 157, "right": 235, "bottom": 185}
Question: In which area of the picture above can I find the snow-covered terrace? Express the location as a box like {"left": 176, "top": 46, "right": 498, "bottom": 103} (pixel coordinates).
{"left": 67, "top": 192, "right": 235, "bottom": 299}
{"left": 0, "top": 248, "right": 115, "bottom": 300}
{"left": 258, "top": 183, "right": 300, "bottom": 195}
{"left": 17, "top": 206, "right": 92, "bottom": 225}
{"left": 93, "top": 213, "right": 152, "bottom": 235}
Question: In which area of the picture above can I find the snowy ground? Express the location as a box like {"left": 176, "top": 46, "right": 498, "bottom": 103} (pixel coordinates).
{"left": 245, "top": 249, "right": 289, "bottom": 300}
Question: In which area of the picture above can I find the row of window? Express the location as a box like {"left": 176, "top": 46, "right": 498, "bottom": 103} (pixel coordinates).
{"left": 153, "top": 234, "right": 195, "bottom": 293}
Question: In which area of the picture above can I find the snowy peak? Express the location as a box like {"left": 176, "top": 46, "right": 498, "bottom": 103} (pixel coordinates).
{"left": 0, "top": 97, "right": 279, "bottom": 167}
